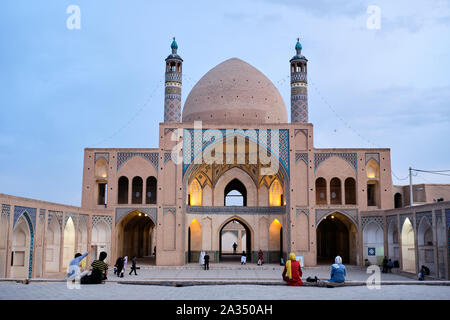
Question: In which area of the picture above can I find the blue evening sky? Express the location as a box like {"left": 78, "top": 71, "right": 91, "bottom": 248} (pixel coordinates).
{"left": 1, "top": 0, "right": 449, "bottom": 206}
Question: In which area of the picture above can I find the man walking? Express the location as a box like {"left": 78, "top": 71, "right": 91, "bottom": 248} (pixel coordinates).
{"left": 129, "top": 256, "right": 138, "bottom": 276}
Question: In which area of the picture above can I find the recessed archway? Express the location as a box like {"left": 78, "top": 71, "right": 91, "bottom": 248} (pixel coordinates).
{"left": 219, "top": 217, "right": 251, "bottom": 263}
{"left": 62, "top": 217, "right": 76, "bottom": 271}
{"left": 401, "top": 218, "right": 416, "bottom": 273}
{"left": 316, "top": 212, "right": 357, "bottom": 264}
{"left": 117, "top": 211, "right": 155, "bottom": 265}
{"left": 11, "top": 215, "right": 32, "bottom": 278}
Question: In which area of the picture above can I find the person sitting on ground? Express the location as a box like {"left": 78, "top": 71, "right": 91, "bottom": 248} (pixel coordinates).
{"left": 328, "top": 256, "right": 346, "bottom": 283}
{"left": 81, "top": 251, "right": 109, "bottom": 284}
{"left": 67, "top": 252, "right": 89, "bottom": 281}
{"left": 241, "top": 251, "right": 247, "bottom": 265}
{"left": 418, "top": 265, "right": 429, "bottom": 281}
{"left": 282, "top": 253, "right": 303, "bottom": 286}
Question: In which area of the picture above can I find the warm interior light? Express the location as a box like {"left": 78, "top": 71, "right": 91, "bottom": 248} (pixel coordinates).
{"left": 189, "top": 179, "right": 202, "bottom": 206}
{"left": 269, "top": 179, "right": 283, "bottom": 206}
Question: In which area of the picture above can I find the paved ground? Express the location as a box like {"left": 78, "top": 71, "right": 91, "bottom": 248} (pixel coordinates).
{"left": 1, "top": 264, "right": 449, "bottom": 300}
{"left": 103, "top": 264, "right": 416, "bottom": 282}
{"left": 0, "top": 282, "right": 449, "bottom": 300}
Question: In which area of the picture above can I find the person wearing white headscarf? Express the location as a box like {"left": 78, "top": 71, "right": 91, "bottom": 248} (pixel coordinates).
{"left": 328, "top": 256, "right": 346, "bottom": 283}
{"left": 199, "top": 251, "right": 205, "bottom": 268}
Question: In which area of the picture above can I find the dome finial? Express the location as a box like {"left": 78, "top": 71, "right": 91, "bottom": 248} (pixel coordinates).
{"left": 295, "top": 38, "right": 302, "bottom": 55}
{"left": 171, "top": 37, "right": 178, "bottom": 54}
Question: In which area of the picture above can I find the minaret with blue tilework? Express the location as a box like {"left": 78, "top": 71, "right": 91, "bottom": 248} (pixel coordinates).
{"left": 290, "top": 38, "right": 308, "bottom": 123}
{"left": 164, "top": 37, "right": 183, "bottom": 122}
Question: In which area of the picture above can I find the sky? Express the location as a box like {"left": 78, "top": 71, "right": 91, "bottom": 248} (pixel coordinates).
{"left": 1, "top": 0, "right": 449, "bottom": 206}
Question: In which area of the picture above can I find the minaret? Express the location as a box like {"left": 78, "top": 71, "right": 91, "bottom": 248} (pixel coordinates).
{"left": 164, "top": 37, "right": 183, "bottom": 122}
{"left": 290, "top": 38, "right": 308, "bottom": 123}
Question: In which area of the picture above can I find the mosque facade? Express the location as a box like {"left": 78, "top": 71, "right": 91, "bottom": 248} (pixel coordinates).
{"left": 0, "top": 39, "right": 449, "bottom": 280}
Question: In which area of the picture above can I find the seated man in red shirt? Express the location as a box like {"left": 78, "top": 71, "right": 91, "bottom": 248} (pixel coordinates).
{"left": 282, "top": 253, "right": 303, "bottom": 286}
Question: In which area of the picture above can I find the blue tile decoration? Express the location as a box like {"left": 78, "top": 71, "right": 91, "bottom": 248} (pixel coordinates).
{"left": 117, "top": 152, "right": 159, "bottom": 171}
{"left": 182, "top": 128, "right": 290, "bottom": 177}
{"left": 368, "top": 247, "right": 376, "bottom": 256}
{"left": 314, "top": 152, "right": 357, "bottom": 173}
{"left": 361, "top": 216, "right": 383, "bottom": 231}
{"left": 296, "top": 208, "right": 309, "bottom": 217}
{"left": 13, "top": 206, "right": 36, "bottom": 229}
{"left": 92, "top": 215, "right": 113, "bottom": 229}
{"left": 295, "top": 153, "right": 308, "bottom": 165}
{"left": 294, "top": 129, "right": 308, "bottom": 137}
{"left": 400, "top": 213, "right": 414, "bottom": 229}
{"left": 365, "top": 153, "right": 380, "bottom": 165}
{"left": 48, "top": 210, "right": 63, "bottom": 230}
{"left": 94, "top": 152, "right": 109, "bottom": 164}
{"left": 13, "top": 208, "right": 34, "bottom": 278}
{"left": 115, "top": 208, "right": 157, "bottom": 226}
{"left": 1, "top": 204, "right": 10, "bottom": 218}
{"left": 64, "top": 212, "right": 79, "bottom": 227}
{"left": 163, "top": 207, "right": 176, "bottom": 216}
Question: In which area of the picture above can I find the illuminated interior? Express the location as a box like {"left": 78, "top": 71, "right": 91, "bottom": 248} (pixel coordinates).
{"left": 269, "top": 179, "right": 284, "bottom": 206}
{"left": 94, "top": 157, "right": 108, "bottom": 178}
{"left": 188, "top": 179, "right": 202, "bottom": 206}
{"left": 366, "top": 159, "right": 379, "bottom": 179}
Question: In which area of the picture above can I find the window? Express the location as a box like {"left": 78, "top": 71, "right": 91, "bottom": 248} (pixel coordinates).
{"left": 132, "top": 177, "right": 143, "bottom": 204}
{"left": 224, "top": 179, "right": 247, "bottom": 207}
{"left": 315, "top": 178, "right": 327, "bottom": 205}
{"left": 146, "top": 177, "right": 157, "bottom": 204}
{"left": 117, "top": 176, "right": 129, "bottom": 204}
{"left": 345, "top": 178, "right": 356, "bottom": 205}
{"left": 97, "top": 183, "right": 107, "bottom": 205}
{"left": 330, "top": 178, "right": 341, "bottom": 205}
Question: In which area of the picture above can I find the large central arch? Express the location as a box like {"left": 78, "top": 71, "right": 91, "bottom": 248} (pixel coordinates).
{"left": 316, "top": 212, "right": 358, "bottom": 264}
{"left": 117, "top": 211, "right": 156, "bottom": 264}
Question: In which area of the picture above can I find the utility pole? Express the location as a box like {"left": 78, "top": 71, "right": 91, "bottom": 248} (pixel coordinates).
{"left": 409, "top": 167, "right": 414, "bottom": 206}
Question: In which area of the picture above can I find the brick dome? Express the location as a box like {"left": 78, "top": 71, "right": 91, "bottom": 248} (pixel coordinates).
{"left": 182, "top": 58, "right": 287, "bottom": 124}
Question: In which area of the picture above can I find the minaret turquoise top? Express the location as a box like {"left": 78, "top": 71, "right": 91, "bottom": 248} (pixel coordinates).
{"left": 166, "top": 37, "right": 183, "bottom": 61}
{"left": 295, "top": 38, "right": 302, "bottom": 54}
{"left": 290, "top": 37, "right": 307, "bottom": 62}
{"left": 171, "top": 37, "right": 178, "bottom": 52}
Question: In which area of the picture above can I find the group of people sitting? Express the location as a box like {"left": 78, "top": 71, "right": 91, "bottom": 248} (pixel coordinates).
{"left": 67, "top": 250, "right": 109, "bottom": 284}
{"left": 67, "top": 250, "right": 138, "bottom": 284}
{"left": 282, "top": 253, "right": 346, "bottom": 286}
{"left": 382, "top": 256, "right": 394, "bottom": 273}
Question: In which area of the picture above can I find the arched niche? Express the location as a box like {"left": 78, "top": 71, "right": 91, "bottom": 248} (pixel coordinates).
{"left": 62, "top": 217, "right": 76, "bottom": 271}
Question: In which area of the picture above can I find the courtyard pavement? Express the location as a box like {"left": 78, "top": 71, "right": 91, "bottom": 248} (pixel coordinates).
{"left": 1, "top": 263, "right": 449, "bottom": 300}
{"left": 0, "top": 282, "right": 449, "bottom": 300}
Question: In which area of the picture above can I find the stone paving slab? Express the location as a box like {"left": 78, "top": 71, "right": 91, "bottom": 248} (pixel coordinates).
{"left": 1, "top": 283, "right": 450, "bottom": 300}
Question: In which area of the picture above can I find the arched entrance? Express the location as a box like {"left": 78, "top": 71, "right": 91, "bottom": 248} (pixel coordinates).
{"left": 187, "top": 219, "right": 202, "bottom": 263}
{"left": 219, "top": 217, "right": 251, "bottom": 263}
{"left": 11, "top": 215, "right": 32, "bottom": 278}
{"left": 401, "top": 218, "right": 416, "bottom": 273}
{"left": 316, "top": 212, "right": 357, "bottom": 264}
{"left": 62, "top": 217, "right": 76, "bottom": 271}
{"left": 117, "top": 211, "right": 156, "bottom": 265}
